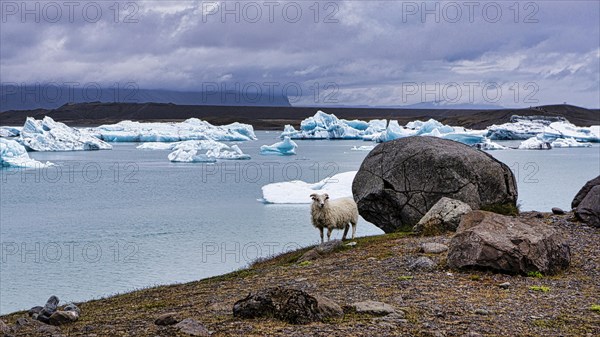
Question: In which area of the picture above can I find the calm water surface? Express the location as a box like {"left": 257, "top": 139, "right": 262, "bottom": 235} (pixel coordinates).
{"left": 1, "top": 132, "right": 598, "bottom": 313}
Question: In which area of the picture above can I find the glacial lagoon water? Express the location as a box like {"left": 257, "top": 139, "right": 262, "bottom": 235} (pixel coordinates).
{"left": 1, "top": 132, "right": 599, "bottom": 314}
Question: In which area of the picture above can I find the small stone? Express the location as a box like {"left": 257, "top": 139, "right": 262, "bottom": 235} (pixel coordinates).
{"left": 155, "top": 312, "right": 181, "bottom": 326}
{"left": 345, "top": 242, "right": 357, "bottom": 246}
{"left": 28, "top": 306, "right": 43, "bottom": 317}
{"left": 498, "top": 282, "right": 511, "bottom": 289}
{"left": 551, "top": 207, "right": 565, "bottom": 215}
{"left": 351, "top": 300, "right": 396, "bottom": 316}
{"left": 294, "top": 277, "right": 307, "bottom": 282}
{"left": 37, "top": 324, "right": 61, "bottom": 334}
{"left": 63, "top": 303, "right": 81, "bottom": 315}
{"left": 474, "top": 309, "right": 490, "bottom": 315}
{"left": 49, "top": 310, "right": 79, "bottom": 326}
{"left": 174, "top": 318, "right": 210, "bottom": 336}
{"left": 409, "top": 256, "right": 436, "bottom": 271}
{"left": 420, "top": 243, "right": 449, "bottom": 254}
{"left": 15, "top": 317, "right": 30, "bottom": 327}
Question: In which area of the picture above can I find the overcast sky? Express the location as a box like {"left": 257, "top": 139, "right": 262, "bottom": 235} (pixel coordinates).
{"left": 1, "top": 0, "right": 599, "bottom": 107}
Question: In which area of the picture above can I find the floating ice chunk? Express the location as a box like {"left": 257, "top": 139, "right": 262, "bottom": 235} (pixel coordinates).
{"left": 409, "top": 119, "right": 455, "bottom": 135}
{"left": 207, "top": 144, "right": 251, "bottom": 160}
{"left": 18, "top": 117, "right": 112, "bottom": 151}
{"left": 440, "top": 132, "right": 486, "bottom": 145}
{"left": 168, "top": 149, "right": 217, "bottom": 163}
{"left": 375, "top": 121, "right": 415, "bottom": 142}
{"left": 518, "top": 136, "right": 552, "bottom": 150}
{"left": 341, "top": 119, "right": 369, "bottom": 131}
{"left": 472, "top": 139, "right": 508, "bottom": 150}
{"left": 137, "top": 140, "right": 229, "bottom": 151}
{"left": 283, "top": 111, "right": 371, "bottom": 140}
{"left": 167, "top": 140, "right": 250, "bottom": 162}
{"left": 486, "top": 120, "right": 547, "bottom": 140}
{"left": 260, "top": 136, "right": 298, "bottom": 155}
{"left": 543, "top": 122, "right": 600, "bottom": 142}
{"left": 0, "top": 138, "right": 53, "bottom": 168}
{"left": 0, "top": 126, "right": 21, "bottom": 138}
{"left": 350, "top": 145, "right": 375, "bottom": 151}
{"left": 550, "top": 138, "right": 592, "bottom": 148}
{"left": 260, "top": 171, "right": 356, "bottom": 204}
{"left": 137, "top": 142, "right": 176, "bottom": 150}
{"left": 94, "top": 119, "right": 257, "bottom": 142}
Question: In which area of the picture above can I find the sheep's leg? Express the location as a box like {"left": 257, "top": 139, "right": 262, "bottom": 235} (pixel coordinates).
{"left": 327, "top": 227, "right": 333, "bottom": 242}
{"left": 319, "top": 227, "right": 324, "bottom": 244}
{"left": 351, "top": 221, "right": 357, "bottom": 240}
{"left": 342, "top": 224, "right": 350, "bottom": 241}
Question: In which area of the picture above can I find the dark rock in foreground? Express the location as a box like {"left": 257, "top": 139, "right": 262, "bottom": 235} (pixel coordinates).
{"left": 571, "top": 175, "right": 600, "bottom": 209}
{"left": 233, "top": 286, "right": 343, "bottom": 324}
{"left": 448, "top": 211, "right": 571, "bottom": 275}
{"left": 572, "top": 175, "right": 600, "bottom": 228}
{"left": 352, "top": 137, "right": 518, "bottom": 233}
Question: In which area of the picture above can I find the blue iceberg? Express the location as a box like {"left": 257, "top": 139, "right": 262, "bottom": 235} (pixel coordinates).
{"left": 260, "top": 136, "right": 298, "bottom": 155}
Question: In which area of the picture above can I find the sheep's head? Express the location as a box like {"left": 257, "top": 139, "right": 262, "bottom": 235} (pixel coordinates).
{"left": 310, "top": 193, "right": 329, "bottom": 208}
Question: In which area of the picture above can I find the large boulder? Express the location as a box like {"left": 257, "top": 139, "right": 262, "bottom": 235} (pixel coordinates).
{"left": 352, "top": 137, "right": 518, "bottom": 233}
{"left": 572, "top": 176, "right": 600, "bottom": 228}
{"left": 447, "top": 211, "right": 570, "bottom": 275}
{"left": 233, "top": 287, "right": 343, "bottom": 324}
{"left": 413, "top": 197, "right": 472, "bottom": 235}
{"left": 571, "top": 175, "right": 600, "bottom": 208}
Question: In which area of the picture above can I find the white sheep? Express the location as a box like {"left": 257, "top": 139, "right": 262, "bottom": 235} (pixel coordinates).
{"left": 310, "top": 193, "right": 358, "bottom": 243}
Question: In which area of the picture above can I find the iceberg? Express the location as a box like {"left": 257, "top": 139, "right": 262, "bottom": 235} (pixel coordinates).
{"left": 0, "top": 126, "right": 21, "bottom": 138}
{"left": 550, "top": 138, "right": 592, "bottom": 148}
{"left": 1, "top": 138, "right": 53, "bottom": 168}
{"left": 471, "top": 139, "right": 508, "bottom": 150}
{"left": 373, "top": 119, "right": 485, "bottom": 145}
{"left": 167, "top": 140, "right": 250, "bottom": 162}
{"left": 18, "top": 117, "right": 112, "bottom": 151}
{"left": 350, "top": 145, "right": 375, "bottom": 151}
{"left": 518, "top": 136, "right": 552, "bottom": 150}
{"left": 260, "top": 171, "right": 356, "bottom": 204}
{"left": 281, "top": 111, "right": 372, "bottom": 140}
{"left": 542, "top": 122, "right": 600, "bottom": 142}
{"left": 374, "top": 120, "right": 415, "bottom": 142}
{"left": 93, "top": 118, "right": 257, "bottom": 142}
{"left": 137, "top": 139, "right": 229, "bottom": 151}
{"left": 260, "top": 136, "right": 298, "bottom": 155}
{"left": 486, "top": 116, "right": 600, "bottom": 142}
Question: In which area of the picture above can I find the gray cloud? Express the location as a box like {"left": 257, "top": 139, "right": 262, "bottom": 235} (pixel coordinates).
{"left": 1, "top": 0, "right": 598, "bottom": 107}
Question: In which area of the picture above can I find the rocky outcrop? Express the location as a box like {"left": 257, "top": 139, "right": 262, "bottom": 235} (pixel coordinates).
{"left": 447, "top": 211, "right": 571, "bottom": 275}
{"left": 352, "top": 137, "right": 517, "bottom": 233}
{"left": 233, "top": 287, "right": 343, "bottom": 324}
{"left": 572, "top": 176, "right": 600, "bottom": 228}
{"left": 413, "top": 197, "right": 472, "bottom": 235}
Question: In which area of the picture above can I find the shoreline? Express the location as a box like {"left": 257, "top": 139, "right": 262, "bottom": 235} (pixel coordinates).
{"left": 2, "top": 211, "right": 599, "bottom": 336}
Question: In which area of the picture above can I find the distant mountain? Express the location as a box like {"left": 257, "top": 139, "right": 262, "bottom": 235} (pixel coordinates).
{"left": 400, "top": 101, "right": 504, "bottom": 110}
{"left": 1, "top": 102, "right": 597, "bottom": 129}
{"left": 299, "top": 101, "right": 504, "bottom": 110}
{"left": 0, "top": 85, "right": 291, "bottom": 112}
